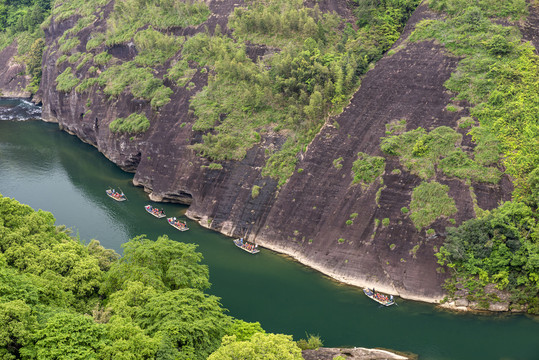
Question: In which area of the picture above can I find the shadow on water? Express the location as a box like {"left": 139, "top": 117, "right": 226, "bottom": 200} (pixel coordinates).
{"left": 1, "top": 101, "right": 538, "bottom": 360}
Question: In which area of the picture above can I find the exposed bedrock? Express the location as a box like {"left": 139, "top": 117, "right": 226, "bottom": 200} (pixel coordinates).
{"left": 0, "top": 41, "right": 30, "bottom": 98}
{"left": 37, "top": 2, "right": 512, "bottom": 303}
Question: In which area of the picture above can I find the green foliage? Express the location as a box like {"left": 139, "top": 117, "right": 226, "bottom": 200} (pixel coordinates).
{"left": 346, "top": 219, "right": 353, "bottom": 226}
{"left": 382, "top": 218, "right": 390, "bottom": 227}
{"left": 338, "top": 238, "right": 345, "bottom": 244}
{"left": 24, "top": 37, "right": 44, "bottom": 94}
{"left": 412, "top": 1, "right": 539, "bottom": 199}
{"left": 0, "top": 299, "right": 37, "bottom": 360}
{"left": 458, "top": 116, "right": 475, "bottom": 129}
{"left": 186, "top": 0, "right": 421, "bottom": 186}
{"left": 350, "top": 213, "right": 358, "bottom": 219}
{"left": 99, "top": 316, "right": 160, "bottom": 359}
{"left": 133, "top": 27, "right": 182, "bottom": 66}
{"left": 202, "top": 163, "right": 223, "bottom": 170}
{"left": 527, "top": 167, "right": 539, "bottom": 208}
{"left": 381, "top": 126, "right": 462, "bottom": 179}
{"left": 106, "top": 0, "right": 210, "bottom": 46}
{"left": 56, "top": 54, "right": 67, "bottom": 65}
{"left": 103, "top": 235, "right": 210, "bottom": 295}
{"left": 75, "top": 52, "right": 92, "bottom": 70}
{"left": 52, "top": 0, "right": 109, "bottom": 22}
{"left": 401, "top": 207, "right": 409, "bottom": 214}
{"left": 409, "top": 181, "right": 457, "bottom": 230}
{"left": 226, "top": 320, "right": 265, "bottom": 342}
{"left": 297, "top": 334, "right": 323, "bottom": 350}
{"left": 55, "top": 67, "right": 79, "bottom": 92}
{"left": 75, "top": 77, "right": 98, "bottom": 93}
{"left": 428, "top": 0, "right": 527, "bottom": 19}
{"left": 386, "top": 119, "right": 407, "bottom": 135}
{"left": 0, "top": 195, "right": 276, "bottom": 357}
{"left": 0, "top": 0, "right": 49, "bottom": 56}
{"left": 229, "top": 0, "right": 341, "bottom": 49}
{"left": 438, "top": 149, "right": 501, "bottom": 183}
{"left": 251, "top": 185, "right": 261, "bottom": 199}
{"left": 86, "top": 32, "right": 105, "bottom": 51}
{"left": 97, "top": 61, "right": 172, "bottom": 109}
{"left": 68, "top": 51, "right": 82, "bottom": 63}
{"left": 351, "top": 152, "right": 385, "bottom": 186}
{"left": 21, "top": 312, "right": 105, "bottom": 359}
{"left": 59, "top": 36, "right": 79, "bottom": 53}
{"left": 208, "top": 333, "right": 303, "bottom": 360}
{"left": 166, "top": 58, "right": 197, "bottom": 87}
{"left": 333, "top": 157, "right": 344, "bottom": 169}
{"left": 109, "top": 113, "right": 150, "bottom": 134}
{"left": 438, "top": 201, "right": 539, "bottom": 313}
{"left": 93, "top": 51, "right": 112, "bottom": 66}
{"left": 135, "top": 288, "right": 230, "bottom": 360}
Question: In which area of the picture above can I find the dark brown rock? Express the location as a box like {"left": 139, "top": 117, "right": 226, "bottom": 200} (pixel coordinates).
{"left": 31, "top": 2, "right": 512, "bottom": 304}
{"left": 302, "top": 347, "right": 414, "bottom": 360}
{"left": 0, "top": 41, "right": 30, "bottom": 97}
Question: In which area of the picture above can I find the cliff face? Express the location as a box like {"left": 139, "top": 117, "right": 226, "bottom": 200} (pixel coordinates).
{"left": 0, "top": 41, "right": 30, "bottom": 98}
{"left": 36, "top": 1, "right": 513, "bottom": 302}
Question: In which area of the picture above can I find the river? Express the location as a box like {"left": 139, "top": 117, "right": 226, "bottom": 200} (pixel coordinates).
{"left": 0, "top": 98, "right": 538, "bottom": 360}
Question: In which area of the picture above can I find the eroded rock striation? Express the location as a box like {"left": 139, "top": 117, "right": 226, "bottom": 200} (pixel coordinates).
{"left": 29, "top": 1, "right": 513, "bottom": 303}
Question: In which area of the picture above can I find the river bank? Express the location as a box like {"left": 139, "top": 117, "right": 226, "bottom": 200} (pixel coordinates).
{"left": 2, "top": 113, "right": 539, "bottom": 359}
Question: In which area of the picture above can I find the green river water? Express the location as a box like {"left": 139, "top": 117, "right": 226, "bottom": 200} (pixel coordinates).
{"left": 0, "top": 99, "right": 538, "bottom": 359}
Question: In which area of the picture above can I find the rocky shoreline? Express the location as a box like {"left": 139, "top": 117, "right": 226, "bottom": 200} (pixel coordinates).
{"left": 302, "top": 347, "right": 415, "bottom": 360}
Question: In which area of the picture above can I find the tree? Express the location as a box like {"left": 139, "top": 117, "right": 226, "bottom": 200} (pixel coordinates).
{"left": 103, "top": 235, "right": 210, "bottom": 295}
{"left": 99, "top": 316, "right": 160, "bottom": 360}
{"left": 226, "top": 319, "right": 265, "bottom": 341}
{"left": 527, "top": 167, "right": 539, "bottom": 208}
{"left": 135, "top": 288, "right": 231, "bottom": 360}
{"left": 208, "top": 333, "right": 303, "bottom": 360}
{"left": 0, "top": 300, "right": 37, "bottom": 360}
{"left": 21, "top": 312, "right": 105, "bottom": 360}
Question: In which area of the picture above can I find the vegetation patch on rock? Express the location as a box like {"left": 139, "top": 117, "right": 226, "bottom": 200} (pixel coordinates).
{"left": 409, "top": 181, "right": 457, "bottom": 230}
{"left": 109, "top": 113, "right": 150, "bottom": 134}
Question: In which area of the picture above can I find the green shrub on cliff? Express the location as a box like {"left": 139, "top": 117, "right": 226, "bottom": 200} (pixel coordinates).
{"left": 133, "top": 27, "right": 182, "bottom": 66}
{"left": 166, "top": 59, "right": 197, "bottom": 87}
{"left": 409, "top": 181, "right": 457, "bottom": 230}
{"left": 93, "top": 51, "right": 112, "bottom": 66}
{"left": 381, "top": 126, "right": 463, "bottom": 179}
{"left": 55, "top": 67, "right": 79, "bottom": 92}
{"left": 411, "top": 1, "right": 538, "bottom": 201}
{"left": 438, "top": 149, "right": 501, "bottom": 183}
{"left": 106, "top": 0, "right": 210, "bottom": 46}
{"left": 98, "top": 61, "right": 172, "bottom": 109}
{"left": 351, "top": 152, "right": 385, "bottom": 187}
{"left": 110, "top": 113, "right": 151, "bottom": 134}
{"left": 229, "top": 0, "right": 341, "bottom": 49}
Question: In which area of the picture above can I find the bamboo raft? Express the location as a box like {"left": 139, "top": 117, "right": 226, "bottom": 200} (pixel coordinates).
{"left": 106, "top": 189, "right": 126, "bottom": 202}
{"left": 167, "top": 217, "right": 189, "bottom": 231}
{"left": 145, "top": 205, "right": 166, "bottom": 218}
{"left": 233, "top": 238, "right": 260, "bottom": 254}
{"left": 363, "top": 288, "right": 395, "bottom": 306}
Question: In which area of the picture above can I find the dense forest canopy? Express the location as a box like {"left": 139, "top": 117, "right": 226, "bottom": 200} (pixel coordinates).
{"left": 0, "top": 194, "right": 310, "bottom": 359}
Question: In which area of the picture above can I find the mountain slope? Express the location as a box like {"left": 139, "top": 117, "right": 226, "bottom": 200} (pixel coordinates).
{"left": 24, "top": 0, "right": 538, "bottom": 304}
